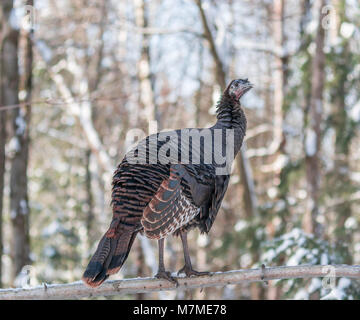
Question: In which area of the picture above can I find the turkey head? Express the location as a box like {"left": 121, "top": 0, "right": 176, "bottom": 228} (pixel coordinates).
{"left": 226, "top": 78, "right": 253, "bottom": 101}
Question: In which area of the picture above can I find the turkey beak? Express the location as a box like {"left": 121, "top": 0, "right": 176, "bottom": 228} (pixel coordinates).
{"left": 236, "top": 82, "right": 253, "bottom": 100}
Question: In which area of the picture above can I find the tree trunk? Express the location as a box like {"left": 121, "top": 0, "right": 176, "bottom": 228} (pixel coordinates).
{"left": 0, "top": 100, "right": 5, "bottom": 289}
{"left": 265, "top": 0, "right": 287, "bottom": 300}
{"left": 85, "top": 149, "right": 95, "bottom": 248}
{"left": 8, "top": 0, "right": 33, "bottom": 282}
{"left": 84, "top": 1, "right": 107, "bottom": 248}
{"left": 272, "top": 0, "right": 286, "bottom": 162}
{"left": 303, "top": 0, "right": 326, "bottom": 237}
{"left": 328, "top": 0, "right": 352, "bottom": 257}
{"left": 134, "top": 0, "right": 159, "bottom": 126}
{"left": 0, "top": 1, "right": 8, "bottom": 288}
{"left": 133, "top": 0, "right": 159, "bottom": 298}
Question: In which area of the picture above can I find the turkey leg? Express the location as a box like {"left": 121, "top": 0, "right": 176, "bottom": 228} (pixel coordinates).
{"left": 155, "top": 238, "right": 178, "bottom": 285}
{"left": 178, "top": 231, "right": 210, "bottom": 277}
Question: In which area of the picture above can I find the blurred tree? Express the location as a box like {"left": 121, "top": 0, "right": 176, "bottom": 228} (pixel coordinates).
{"left": 9, "top": 0, "right": 34, "bottom": 283}
{"left": 135, "top": 0, "right": 159, "bottom": 127}
{"left": 0, "top": 0, "right": 31, "bottom": 284}
{"left": 303, "top": 0, "right": 326, "bottom": 237}
{"left": 326, "top": 0, "right": 357, "bottom": 261}
{"left": 266, "top": 0, "right": 287, "bottom": 300}
{"left": 0, "top": 0, "right": 9, "bottom": 288}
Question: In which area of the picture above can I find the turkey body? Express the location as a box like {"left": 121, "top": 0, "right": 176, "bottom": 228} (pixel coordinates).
{"left": 112, "top": 132, "right": 230, "bottom": 239}
{"left": 83, "top": 79, "right": 251, "bottom": 287}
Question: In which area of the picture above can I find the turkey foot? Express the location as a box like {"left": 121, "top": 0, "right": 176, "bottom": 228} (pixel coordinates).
{"left": 155, "top": 269, "right": 178, "bottom": 286}
{"left": 177, "top": 265, "right": 210, "bottom": 277}
{"left": 155, "top": 239, "right": 178, "bottom": 286}
{"left": 178, "top": 231, "right": 211, "bottom": 277}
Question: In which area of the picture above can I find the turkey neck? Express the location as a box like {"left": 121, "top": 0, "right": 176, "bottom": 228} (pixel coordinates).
{"left": 212, "top": 95, "right": 247, "bottom": 155}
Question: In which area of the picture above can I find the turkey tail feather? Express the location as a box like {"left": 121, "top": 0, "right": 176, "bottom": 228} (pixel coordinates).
{"left": 82, "top": 230, "right": 137, "bottom": 288}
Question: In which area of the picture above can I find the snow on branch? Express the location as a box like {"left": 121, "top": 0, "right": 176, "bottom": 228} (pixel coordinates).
{"left": 0, "top": 265, "right": 359, "bottom": 300}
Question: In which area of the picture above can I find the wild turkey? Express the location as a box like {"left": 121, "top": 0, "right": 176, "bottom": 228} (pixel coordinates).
{"left": 82, "top": 79, "right": 252, "bottom": 287}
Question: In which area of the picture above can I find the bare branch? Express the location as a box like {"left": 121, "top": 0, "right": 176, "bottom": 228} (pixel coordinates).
{"left": 326, "top": 191, "right": 360, "bottom": 208}
{"left": 233, "top": 41, "right": 286, "bottom": 57}
{"left": 233, "top": 40, "right": 302, "bottom": 59}
{"left": 245, "top": 124, "right": 273, "bottom": 141}
{"left": 194, "top": 0, "right": 226, "bottom": 88}
{"left": 0, "top": 265, "right": 359, "bottom": 300}
{"left": 133, "top": 26, "right": 202, "bottom": 37}
{"left": 246, "top": 140, "right": 281, "bottom": 158}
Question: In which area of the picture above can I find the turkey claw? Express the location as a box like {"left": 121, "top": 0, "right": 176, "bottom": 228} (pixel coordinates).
{"left": 177, "top": 266, "right": 210, "bottom": 277}
{"left": 155, "top": 270, "right": 178, "bottom": 286}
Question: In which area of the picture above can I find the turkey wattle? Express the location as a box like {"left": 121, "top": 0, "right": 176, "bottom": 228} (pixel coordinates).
{"left": 82, "top": 79, "right": 253, "bottom": 287}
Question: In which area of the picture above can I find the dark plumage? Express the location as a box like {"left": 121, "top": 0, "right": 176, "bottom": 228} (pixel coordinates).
{"left": 82, "top": 79, "right": 252, "bottom": 287}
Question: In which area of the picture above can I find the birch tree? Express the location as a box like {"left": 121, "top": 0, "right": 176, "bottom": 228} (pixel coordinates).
{"left": 134, "top": 0, "right": 159, "bottom": 127}
{"left": 0, "top": 0, "right": 10, "bottom": 288}
{"left": 303, "top": 0, "right": 326, "bottom": 237}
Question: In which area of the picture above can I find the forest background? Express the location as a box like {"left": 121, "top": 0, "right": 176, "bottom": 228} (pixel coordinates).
{"left": 0, "top": 0, "right": 359, "bottom": 300}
